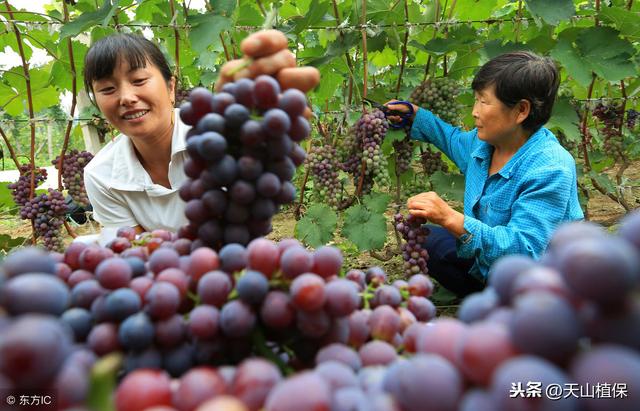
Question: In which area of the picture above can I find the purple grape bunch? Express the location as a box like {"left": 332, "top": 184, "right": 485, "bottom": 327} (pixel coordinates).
{"left": 410, "top": 77, "right": 463, "bottom": 125}
{"left": 393, "top": 136, "right": 414, "bottom": 175}
{"left": 421, "top": 145, "right": 448, "bottom": 175}
{"left": 8, "top": 164, "right": 47, "bottom": 206}
{"left": 53, "top": 149, "right": 94, "bottom": 208}
{"left": 592, "top": 101, "right": 625, "bottom": 161}
{"left": 307, "top": 145, "right": 343, "bottom": 208}
{"left": 19, "top": 188, "right": 68, "bottom": 251}
{"left": 176, "top": 76, "right": 310, "bottom": 248}
{"left": 394, "top": 213, "right": 430, "bottom": 276}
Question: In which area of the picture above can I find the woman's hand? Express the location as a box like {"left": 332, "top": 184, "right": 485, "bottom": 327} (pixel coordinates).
{"left": 216, "top": 30, "right": 320, "bottom": 93}
{"left": 384, "top": 100, "right": 419, "bottom": 125}
{"left": 407, "top": 192, "right": 466, "bottom": 237}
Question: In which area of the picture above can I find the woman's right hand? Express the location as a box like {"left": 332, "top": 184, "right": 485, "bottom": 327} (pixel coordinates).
{"left": 216, "top": 30, "right": 320, "bottom": 93}
{"left": 384, "top": 100, "right": 419, "bottom": 125}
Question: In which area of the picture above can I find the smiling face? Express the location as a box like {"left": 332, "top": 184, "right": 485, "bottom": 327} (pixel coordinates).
{"left": 92, "top": 57, "right": 175, "bottom": 144}
{"left": 472, "top": 85, "right": 529, "bottom": 145}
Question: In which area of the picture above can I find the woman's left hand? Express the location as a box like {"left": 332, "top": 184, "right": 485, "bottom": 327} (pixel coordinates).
{"left": 407, "top": 192, "right": 465, "bottom": 236}
{"left": 215, "top": 30, "right": 320, "bottom": 93}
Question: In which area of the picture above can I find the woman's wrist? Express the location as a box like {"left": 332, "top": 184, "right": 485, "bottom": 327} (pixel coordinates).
{"left": 443, "top": 210, "right": 466, "bottom": 238}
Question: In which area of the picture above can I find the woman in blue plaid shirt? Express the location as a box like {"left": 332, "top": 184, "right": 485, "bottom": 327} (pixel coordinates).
{"left": 387, "top": 51, "right": 584, "bottom": 297}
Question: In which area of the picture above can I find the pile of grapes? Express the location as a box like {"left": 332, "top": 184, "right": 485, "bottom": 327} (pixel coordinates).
{"left": 0, "top": 230, "right": 437, "bottom": 410}
{"left": 306, "top": 145, "right": 343, "bottom": 208}
{"left": 410, "top": 78, "right": 464, "bottom": 125}
{"left": 176, "top": 77, "right": 308, "bottom": 248}
{"left": 1, "top": 211, "right": 639, "bottom": 410}
{"left": 53, "top": 149, "right": 94, "bottom": 209}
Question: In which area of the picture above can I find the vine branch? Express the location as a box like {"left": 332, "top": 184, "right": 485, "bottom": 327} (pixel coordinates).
{"left": 59, "top": 0, "right": 78, "bottom": 238}
{"left": 169, "top": 0, "right": 181, "bottom": 89}
{"left": 4, "top": 0, "right": 36, "bottom": 200}
{"left": 395, "top": 0, "right": 410, "bottom": 98}
{"left": 0, "top": 125, "right": 20, "bottom": 169}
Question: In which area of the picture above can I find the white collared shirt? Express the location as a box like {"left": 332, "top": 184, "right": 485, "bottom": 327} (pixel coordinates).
{"left": 84, "top": 111, "right": 191, "bottom": 232}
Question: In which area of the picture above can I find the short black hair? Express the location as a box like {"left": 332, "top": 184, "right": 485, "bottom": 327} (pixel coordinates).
{"left": 471, "top": 51, "right": 559, "bottom": 132}
{"left": 83, "top": 33, "right": 172, "bottom": 101}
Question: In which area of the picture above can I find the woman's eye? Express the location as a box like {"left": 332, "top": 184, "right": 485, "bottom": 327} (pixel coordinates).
{"left": 98, "top": 87, "right": 114, "bottom": 94}
{"left": 133, "top": 78, "right": 147, "bottom": 84}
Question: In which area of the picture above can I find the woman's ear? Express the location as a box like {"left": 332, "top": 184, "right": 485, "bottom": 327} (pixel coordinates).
{"left": 169, "top": 76, "right": 177, "bottom": 98}
{"left": 515, "top": 99, "right": 531, "bottom": 125}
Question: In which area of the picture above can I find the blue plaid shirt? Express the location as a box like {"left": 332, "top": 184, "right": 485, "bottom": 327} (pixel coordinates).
{"left": 410, "top": 108, "right": 584, "bottom": 279}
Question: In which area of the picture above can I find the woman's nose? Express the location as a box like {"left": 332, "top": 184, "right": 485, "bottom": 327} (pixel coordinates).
{"left": 119, "top": 84, "right": 138, "bottom": 106}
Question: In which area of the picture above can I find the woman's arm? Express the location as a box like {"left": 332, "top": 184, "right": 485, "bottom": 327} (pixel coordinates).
{"left": 385, "top": 102, "right": 476, "bottom": 174}
{"left": 457, "top": 165, "right": 575, "bottom": 274}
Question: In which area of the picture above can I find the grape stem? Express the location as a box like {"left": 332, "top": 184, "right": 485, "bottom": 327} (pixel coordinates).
{"left": 251, "top": 328, "right": 292, "bottom": 375}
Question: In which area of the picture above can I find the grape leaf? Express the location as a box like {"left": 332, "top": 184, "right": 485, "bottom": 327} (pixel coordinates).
{"left": 430, "top": 171, "right": 466, "bottom": 203}
{"left": 363, "top": 192, "right": 391, "bottom": 215}
{"left": 342, "top": 204, "right": 387, "bottom": 251}
{"left": 0, "top": 183, "right": 17, "bottom": 213}
{"left": 455, "top": 0, "right": 499, "bottom": 21}
{"left": 598, "top": 8, "right": 640, "bottom": 40}
{"left": 525, "top": 0, "right": 575, "bottom": 26}
{"left": 588, "top": 171, "right": 617, "bottom": 196}
{"left": 60, "top": 0, "right": 120, "bottom": 39}
{"left": 292, "top": 0, "right": 330, "bottom": 34}
{"left": 550, "top": 37, "right": 592, "bottom": 87}
{"left": 0, "top": 235, "right": 27, "bottom": 252}
{"left": 295, "top": 203, "right": 337, "bottom": 248}
{"left": 187, "top": 14, "right": 231, "bottom": 53}
{"left": 209, "top": 0, "right": 237, "bottom": 17}
{"left": 575, "top": 27, "right": 636, "bottom": 82}
{"left": 547, "top": 97, "right": 580, "bottom": 142}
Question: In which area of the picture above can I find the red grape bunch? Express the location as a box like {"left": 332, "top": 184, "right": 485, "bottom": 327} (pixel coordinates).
{"left": 420, "top": 145, "right": 448, "bottom": 174}
{"left": 19, "top": 188, "right": 68, "bottom": 251}
{"left": 410, "top": 77, "right": 463, "bottom": 125}
{"left": 592, "top": 101, "right": 625, "bottom": 161}
{"left": 626, "top": 108, "right": 638, "bottom": 130}
{"left": 358, "top": 109, "right": 391, "bottom": 188}
{"left": 53, "top": 149, "right": 94, "bottom": 208}
{"left": 307, "top": 145, "right": 343, "bottom": 208}
{"left": 393, "top": 136, "right": 414, "bottom": 176}
{"left": 7, "top": 164, "right": 47, "bottom": 206}
{"left": 176, "top": 76, "right": 309, "bottom": 248}
{"left": 394, "top": 213, "right": 430, "bottom": 276}
{"left": 340, "top": 109, "right": 390, "bottom": 193}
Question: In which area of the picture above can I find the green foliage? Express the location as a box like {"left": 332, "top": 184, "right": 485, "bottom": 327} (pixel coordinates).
{"left": 295, "top": 203, "right": 338, "bottom": 247}
{"left": 342, "top": 193, "right": 390, "bottom": 252}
